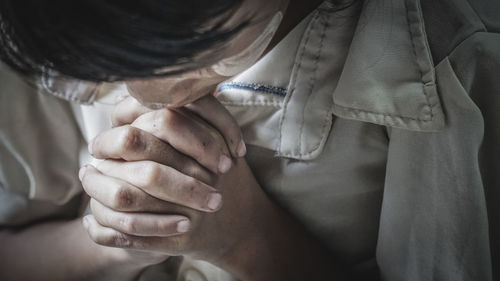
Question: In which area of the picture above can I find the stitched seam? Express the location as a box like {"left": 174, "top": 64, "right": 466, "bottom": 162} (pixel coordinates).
{"left": 278, "top": 11, "right": 318, "bottom": 155}
{"left": 220, "top": 101, "right": 282, "bottom": 108}
{"left": 281, "top": 110, "right": 333, "bottom": 158}
{"left": 219, "top": 82, "right": 287, "bottom": 97}
{"left": 404, "top": 0, "right": 433, "bottom": 119}
{"left": 282, "top": 109, "right": 334, "bottom": 158}
{"left": 298, "top": 21, "right": 323, "bottom": 155}
{"left": 298, "top": 14, "right": 328, "bottom": 156}
{"left": 281, "top": 12, "right": 333, "bottom": 158}
{"left": 309, "top": 15, "right": 333, "bottom": 155}
{"left": 332, "top": 1, "right": 441, "bottom": 125}
{"left": 334, "top": 103, "right": 433, "bottom": 122}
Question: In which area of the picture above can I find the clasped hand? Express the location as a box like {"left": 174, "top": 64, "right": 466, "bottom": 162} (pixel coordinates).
{"left": 79, "top": 95, "right": 273, "bottom": 264}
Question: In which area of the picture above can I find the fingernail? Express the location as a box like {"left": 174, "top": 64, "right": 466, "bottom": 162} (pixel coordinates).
{"left": 218, "top": 155, "right": 232, "bottom": 174}
{"left": 207, "top": 193, "right": 222, "bottom": 211}
{"left": 88, "top": 140, "right": 94, "bottom": 155}
{"left": 236, "top": 140, "right": 247, "bottom": 157}
{"left": 78, "top": 166, "right": 87, "bottom": 181}
{"left": 176, "top": 220, "right": 190, "bottom": 233}
{"left": 82, "top": 217, "right": 89, "bottom": 229}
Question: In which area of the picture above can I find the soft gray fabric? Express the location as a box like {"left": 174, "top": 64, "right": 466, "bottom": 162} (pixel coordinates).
{"left": 0, "top": 0, "right": 499, "bottom": 280}
{"left": 0, "top": 63, "right": 84, "bottom": 227}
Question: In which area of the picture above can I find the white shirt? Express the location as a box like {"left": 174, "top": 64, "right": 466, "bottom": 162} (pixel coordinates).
{"left": 1, "top": 0, "right": 499, "bottom": 280}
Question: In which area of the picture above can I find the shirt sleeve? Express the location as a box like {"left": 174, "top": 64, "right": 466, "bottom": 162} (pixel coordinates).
{"left": 448, "top": 30, "right": 500, "bottom": 281}
{"left": 376, "top": 32, "right": 500, "bottom": 281}
{"left": 0, "top": 63, "right": 84, "bottom": 228}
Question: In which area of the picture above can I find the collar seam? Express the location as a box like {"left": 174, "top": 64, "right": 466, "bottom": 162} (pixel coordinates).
{"left": 296, "top": 10, "right": 329, "bottom": 159}
{"left": 278, "top": 9, "right": 320, "bottom": 157}
{"left": 405, "top": 0, "right": 435, "bottom": 120}
{"left": 333, "top": 103, "right": 433, "bottom": 122}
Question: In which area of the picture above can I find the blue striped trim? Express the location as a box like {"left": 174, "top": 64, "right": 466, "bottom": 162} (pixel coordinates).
{"left": 219, "top": 82, "right": 287, "bottom": 97}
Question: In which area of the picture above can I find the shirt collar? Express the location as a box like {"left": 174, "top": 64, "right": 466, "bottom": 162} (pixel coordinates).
{"left": 41, "top": 0, "right": 445, "bottom": 133}
{"left": 225, "top": 0, "right": 445, "bottom": 132}
{"left": 331, "top": 0, "right": 445, "bottom": 131}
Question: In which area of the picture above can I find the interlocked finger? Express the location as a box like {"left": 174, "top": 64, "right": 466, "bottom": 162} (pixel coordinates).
{"left": 89, "top": 125, "right": 214, "bottom": 185}
{"left": 90, "top": 199, "right": 190, "bottom": 237}
{"left": 131, "top": 108, "right": 233, "bottom": 174}
{"left": 84, "top": 215, "right": 191, "bottom": 256}
{"left": 96, "top": 160, "right": 223, "bottom": 213}
{"left": 80, "top": 165, "right": 193, "bottom": 213}
{"left": 186, "top": 95, "right": 246, "bottom": 158}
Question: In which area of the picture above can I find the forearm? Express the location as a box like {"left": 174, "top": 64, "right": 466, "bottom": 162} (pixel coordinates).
{"left": 0, "top": 219, "right": 151, "bottom": 281}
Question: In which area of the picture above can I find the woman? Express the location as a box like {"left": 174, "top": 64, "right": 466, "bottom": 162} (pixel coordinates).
{"left": 0, "top": 0, "right": 498, "bottom": 280}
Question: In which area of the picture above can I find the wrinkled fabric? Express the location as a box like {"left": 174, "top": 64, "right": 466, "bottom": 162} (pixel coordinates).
{"left": 0, "top": 63, "right": 83, "bottom": 227}
{"left": 0, "top": 0, "right": 499, "bottom": 280}
{"left": 448, "top": 33, "right": 500, "bottom": 281}
{"left": 377, "top": 59, "right": 492, "bottom": 281}
{"left": 332, "top": 0, "right": 445, "bottom": 131}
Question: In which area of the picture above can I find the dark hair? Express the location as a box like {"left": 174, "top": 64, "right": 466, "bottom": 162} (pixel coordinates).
{"left": 0, "top": 0, "right": 246, "bottom": 82}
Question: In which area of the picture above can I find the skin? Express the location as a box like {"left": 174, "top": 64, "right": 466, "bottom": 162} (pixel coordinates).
{"left": 126, "top": 0, "right": 289, "bottom": 108}
{"left": 81, "top": 0, "right": 358, "bottom": 279}
{"left": 0, "top": 0, "right": 358, "bottom": 280}
{"left": 82, "top": 95, "right": 354, "bottom": 280}
{"left": 125, "top": 0, "right": 319, "bottom": 108}
{"left": 0, "top": 219, "right": 167, "bottom": 281}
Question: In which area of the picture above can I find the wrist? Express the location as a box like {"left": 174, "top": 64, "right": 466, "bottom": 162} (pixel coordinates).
{"left": 214, "top": 201, "right": 350, "bottom": 281}
{"left": 214, "top": 199, "right": 284, "bottom": 280}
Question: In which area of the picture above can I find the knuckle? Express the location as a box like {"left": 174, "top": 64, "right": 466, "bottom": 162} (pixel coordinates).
{"left": 119, "top": 126, "right": 144, "bottom": 152}
{"left": 108, "top": 232, "right": 132, "bottom": 248}
{"left": 197, "top": 135, "right": 222, "bottom": 161}
{"left": 154, "top": 220, "right": 171, "bottom": 234}
{"left": 112, "top": 186, "right": 135, "bottom": 210}
{"left": 181, "top": 177, "right": 208, "bottom": 200}
{"left": 118, "top": 216, "right": 137, "bottom": 234}
{"left": 202, "top": 132, "right": 219, "bottom": 150}
{"left": 156, "top": 109, "right": 175, "bottom": 128}
{"left": 183, "top": 163, "right": 204, "bottom": 181}
{"left": 182, "top": 177, "right": 200, "bottom": 194}
{"left": 143, "top": 163, "right": 162, "bottom": 187}
{"left": 90, "top": 228, "right": 132, "bottom": 248}
{"left": 200, "top": 135, "right": 214, "bottom": 149}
